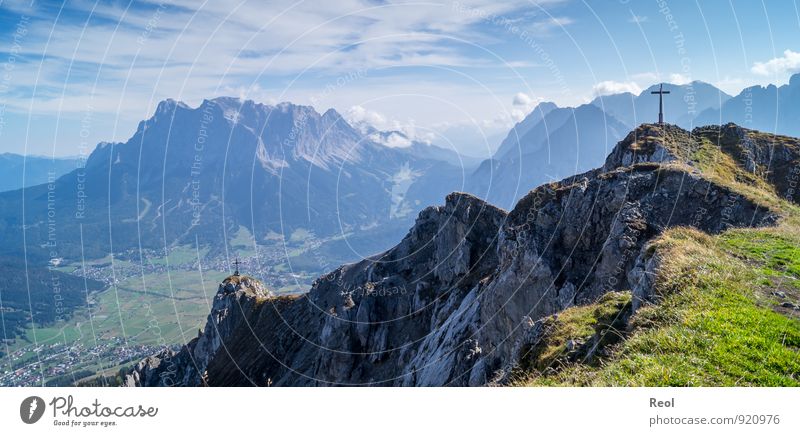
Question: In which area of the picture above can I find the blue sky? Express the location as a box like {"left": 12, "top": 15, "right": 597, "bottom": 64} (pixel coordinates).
{"left": 0, "top": 0, "right": 798, "bottom": 157}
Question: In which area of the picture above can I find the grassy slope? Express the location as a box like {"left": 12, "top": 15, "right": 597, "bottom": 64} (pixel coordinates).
{"left": 517, "top": 127, "right": 800, "bottom": 386}
{"left": 518, "top": 226, "right": 800, "bottom": 387}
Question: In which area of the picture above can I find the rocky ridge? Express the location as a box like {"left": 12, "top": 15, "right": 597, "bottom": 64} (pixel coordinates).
{"left": 128, "top": 123, "right": 798, "bottom": 386}
{"left": 126, "top": 275, "right": 272, "bottom": 387}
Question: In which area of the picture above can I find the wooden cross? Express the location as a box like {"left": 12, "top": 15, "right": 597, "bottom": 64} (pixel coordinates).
{"left": 233, "top": 257, "right": 241, "bottom": 276}
{"left": 651, "top": 83, "right": 670, "bottom": 126}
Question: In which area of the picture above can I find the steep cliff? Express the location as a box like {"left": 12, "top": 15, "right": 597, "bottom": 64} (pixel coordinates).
{"left": 128, "top": 123, "right": 798, "bottom": 386}
{"left": 125, "top": 275, "right": 273, "bottom": 387}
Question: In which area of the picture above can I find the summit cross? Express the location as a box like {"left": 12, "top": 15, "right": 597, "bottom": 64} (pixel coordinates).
{"left": 233, "top": 258, "right": 241, "bottom": 276}
{"left": 651, "top": 83, "right": 670, "bottom": 126}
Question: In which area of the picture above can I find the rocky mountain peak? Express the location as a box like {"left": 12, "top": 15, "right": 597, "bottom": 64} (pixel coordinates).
{"left": 127, "top": 122, "right": 791, "bottom": 387}
{"left": 322, "top": 107, "right": 345, "bottom": 121}
{"left": 601, "top": 123, "right": 687, "bottom": 171}
{"left": 154, "top": 98, "right": 189, "bottom": 115}
{"left": 125, "top": 275, "right": 274, "bottom": 387}
{"left": 220, "top": 274, "right": 273, "bottom": 298}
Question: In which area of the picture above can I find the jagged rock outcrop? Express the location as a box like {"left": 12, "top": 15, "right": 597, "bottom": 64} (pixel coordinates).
{"left": 697, "top": 123, "right": 800, "bottom": 198}
{"left": 128, "top": 123, "right": 796, "bottom": 387}
{"left": 125, "top": 275, "right": 272, "bottom": 387}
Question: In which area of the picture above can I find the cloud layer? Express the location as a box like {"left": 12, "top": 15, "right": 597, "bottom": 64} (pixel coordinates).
{"left": 592, "top": 80, "right": 642, "bottom": 97}
{"left": 751, "top": 50, "right": 800, "bottom": 76}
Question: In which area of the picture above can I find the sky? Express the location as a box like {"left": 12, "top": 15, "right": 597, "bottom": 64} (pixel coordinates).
{"left": 0, "top": 0, "right": 799, "bottom": 157}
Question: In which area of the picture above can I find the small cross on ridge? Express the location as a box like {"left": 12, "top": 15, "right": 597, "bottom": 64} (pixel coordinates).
{"left": 651, "top": 83, "right": 671, "bottom": 126}
{"left": 233, "top": 257, "right": 241, "bottom": 276}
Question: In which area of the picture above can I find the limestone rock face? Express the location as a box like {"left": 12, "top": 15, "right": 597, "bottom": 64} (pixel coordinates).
{"left": 701, "top": 123, "right": 800, "bottom": 199}
{"left": 125, "top": 275, "right": 271, "bottom": 387}
{"left": 125, "top": 350, "right": 179, "bottom": 387}
{"left": 128, "top": 123, "right": 789, "bottom": 387}
{"left": 601, "top": 124, "right": 682, "bottom": 171}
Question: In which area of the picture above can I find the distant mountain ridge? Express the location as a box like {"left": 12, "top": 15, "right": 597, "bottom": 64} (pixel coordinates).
{"left": 4, "top": 75, "right": 797, "bottom": 265}
{"left": 591, "top": 80, "right": 732, "bottom": 128}
{"left": 464, "top": 75, "right": 799, "bottom": 209}
{"left": 0, "top": 97, "right": 473, "bottom": 266}
{"left": 467, "top": 103, "right": 629, "bottom": 209}
{"left": 0, "top": 153, "right": 79, "bottom": 192}
{"left": 694, "top": 73, "right": 800, "bottom": 136}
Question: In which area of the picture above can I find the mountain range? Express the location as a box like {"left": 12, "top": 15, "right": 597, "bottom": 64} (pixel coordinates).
{"left": 591, "top": 80, "right": 732, "bottom": 128}
{"left": 3, "top": 74, "right": 800, "bottom": 354}
{"left": 126, "top": 121, "right": 800, "bottom": 386}
{"left": 4, "top": 74, "right": 799, "bottom": 264}
{"left": 465, "top": 74, "right": 800, "bottom": 210}
{"left": 468, "top": 103, "right": 629, "bottom": 209}
{"left": 0, "top": 97, "right": 474, "bottom": 267}
{"left": 695, "top": 73, "right": 800, "bottom": 136}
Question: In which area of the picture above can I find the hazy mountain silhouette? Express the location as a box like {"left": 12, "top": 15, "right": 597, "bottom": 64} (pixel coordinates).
{"left": 694, "top": 73, "right": 800, "bottom": 136}
{"left": 591, "top": 81, "right": 732, "bottom": 128}
{"left": 0, "top": 153, "right": 78, "bottom": 192}
{"left": 468, "top": 104, "right": 628, "bottom": 209}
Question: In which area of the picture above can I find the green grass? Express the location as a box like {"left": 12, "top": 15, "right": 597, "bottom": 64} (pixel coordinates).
{"left": 229, "top": 225, "right": 257, "bottom": 257}
{"left": 147, "top": 245, "right": 208, "bottom": 267}
{"left": 517, "top": 227, "right": 800, "bottom": 386}
{"left": 21, "top": 324, "right": 85, "bottom": 348}
{"left": 8, "top": 268, "right": 230, "bottom": 355}
{"left": 721, "top": 229, "right": 800, "bottom": 279}
{"left": 515, "top": 292, "right": 631, "bottom": 373}
{"left": 90, "top": 269, "right": 228, "bottom": 345}
{"left": 289, "top": 228, "right": 311, "bottom": 242}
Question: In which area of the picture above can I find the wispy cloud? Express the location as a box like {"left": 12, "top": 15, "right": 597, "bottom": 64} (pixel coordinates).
{"left": 628, "top": 14, "right": 648, "bottom": 24}
{"left": 528, "top": 16, "right": 574, "bottom": 34}
{"left": 0, "top": 0, "right": 569, "bottom": 121}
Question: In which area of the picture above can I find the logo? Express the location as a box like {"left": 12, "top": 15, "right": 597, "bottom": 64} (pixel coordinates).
{"left": 20, "top": 396, "right": 46, "bottom": 424}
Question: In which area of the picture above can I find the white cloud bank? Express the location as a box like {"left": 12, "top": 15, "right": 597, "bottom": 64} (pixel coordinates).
{"left": 592, "top": 80, "right": 642, "bottom": 97}
{"left": 510, "top": 92, "right": 541, "bottom": 122}
{"left": 751, "top": 49, "right": 800, "bottom": 76}
{"left": 669, "top": 73, "right": 692, "bottom": 85}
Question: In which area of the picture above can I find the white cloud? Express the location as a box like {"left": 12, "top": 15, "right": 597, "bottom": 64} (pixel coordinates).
{"left": 512, "top": 92, "right": 533, "bottom": 106}
{"left": 369, "top": 132, "right": 412, "bottom": 148}
{"left": 345, "top": 105, "right": 388, "bottom": 131}
{"left": 0, "top": 0, "right": 573, "bottom": 154}
{"left": 528, "top": 16, "right": 574, "bottom": 34}
{"left": 2, "top": 0, "right": 570, "bottom": 116}
{"left": 509, "top": 91, "right": 543, "bottom": 122}
{"left": 628, "top": 15, "right": 648, "bottom": 24}
{"left": 751, "top": 49, "right": 800, "bottom": 76}
{"left": 669, "top": 73, "right": 692, "bottom": 85}
{"left": 592, "top": 80, "right": 642, "bottom": 97}
{"left": 346, "top": 105, "right": 435, "bottom": 145}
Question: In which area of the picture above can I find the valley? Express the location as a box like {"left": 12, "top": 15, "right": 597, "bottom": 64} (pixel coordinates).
{"left": 0, "top": 226, "right": 342, "bottom": 386}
